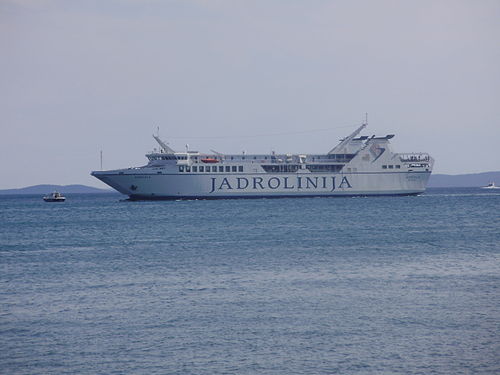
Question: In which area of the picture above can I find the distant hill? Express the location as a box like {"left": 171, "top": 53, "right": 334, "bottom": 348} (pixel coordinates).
{"left": 428, "top": 171, "right": 500, "bottom": 188}
{"left": 0, "top": 184, "right": 113, "bottom": 195}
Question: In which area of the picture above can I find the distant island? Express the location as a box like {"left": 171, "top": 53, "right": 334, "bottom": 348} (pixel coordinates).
{"left": 0, "top": 171, "right": 498, "bottom": 195}
{"left": 0, "top": 184, "right": 114, "bottom": 195}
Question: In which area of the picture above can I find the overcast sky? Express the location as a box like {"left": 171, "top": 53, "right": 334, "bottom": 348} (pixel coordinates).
{"left": 1, "top": 0, "right": 499, "bottom": 189}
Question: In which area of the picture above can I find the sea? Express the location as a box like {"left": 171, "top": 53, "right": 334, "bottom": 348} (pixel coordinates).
{"left": 1, "top": 188, "right": 499, "bottom": 375}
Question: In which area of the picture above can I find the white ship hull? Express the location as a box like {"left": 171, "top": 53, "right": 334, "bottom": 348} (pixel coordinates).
{"left": 92, "top": 170, "right": 431, "bottom": 199}
{"left": 91, "top": 124, "right": 434, "bottom": 200}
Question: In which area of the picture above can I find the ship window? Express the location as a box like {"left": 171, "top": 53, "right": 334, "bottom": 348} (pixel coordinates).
{"left": 304, "top": 164, "right": 342, "bottom": 173}
{"left": 199, "top": 166, "right": 204, "bottom": 172}
{"left": 396, "top": 165, "right": 401, "bottom": 169}
{"left": 225, "top": 166, "right": 230, "bottom": 172}
{"left": 212, "top": 166, "right": 217, "bottom": 172}
{"left": 179, "top": 166, "right": 184, "bottom": 172}
{"left": 231, "top": 156, "right": 234, "bottom": 160}
{"left": 186, "top": 166, "right": 190, "bottom": 172}
{"left": 253, "top": 156, "right": 257, "bottom": 160}
{"left": 262, "top": 164, "right": 300, "bottom": 173}
{"left": 388, "top": 165, "right": 394, "bottom": 169}
{"left": 238, "top": 166, "right": 243, "bottom": 172}
{"left": 264, "top": 157, "right": 268, "bottom": 160}
{"left": 232, "top": 166, "right": 237, "bottom": 172}
{"left": 192, "top": 166, "right": 197, "bottom": 172}
{"left": 219, "top": 166, "right": 224, "bottom": 172}
{"left": 382, "top": 165, "right": 387, "bottom": 169}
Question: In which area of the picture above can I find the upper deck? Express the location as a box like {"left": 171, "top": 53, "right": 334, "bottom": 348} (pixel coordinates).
{"left": 135, "top": 124, "right": 433, "bottom": 175}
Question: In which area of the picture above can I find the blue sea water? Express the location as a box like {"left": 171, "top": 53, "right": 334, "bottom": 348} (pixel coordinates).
{"left": 0, "top": 188, "right": 499, "bottom": 375}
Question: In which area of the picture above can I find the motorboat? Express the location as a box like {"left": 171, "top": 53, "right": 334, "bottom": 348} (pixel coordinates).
{"left": 481, "top": 182, "right": 500, "bottom": 189}
{"left": 43, "top": 191, "right": 66, "bottom": 202}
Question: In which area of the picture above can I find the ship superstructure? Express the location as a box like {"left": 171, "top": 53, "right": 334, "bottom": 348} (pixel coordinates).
{"left": 91, "top": 124, "right": 434, "bottom": 199}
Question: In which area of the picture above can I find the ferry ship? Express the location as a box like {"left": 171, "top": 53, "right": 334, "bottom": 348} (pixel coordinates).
{"left": 91, "top": 123, "right": 434, "bottom": 199}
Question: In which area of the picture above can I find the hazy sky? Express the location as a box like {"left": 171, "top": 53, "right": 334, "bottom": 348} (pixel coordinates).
{"left": 1, "top": 0, "right": 499, "bottom": 189}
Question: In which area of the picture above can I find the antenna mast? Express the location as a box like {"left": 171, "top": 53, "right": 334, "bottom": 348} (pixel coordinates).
{"left": 364, "top": 112, "right": 368, "bottom": 126}
{"left": 100, "top": 150, "right": 103, "bottom": 170}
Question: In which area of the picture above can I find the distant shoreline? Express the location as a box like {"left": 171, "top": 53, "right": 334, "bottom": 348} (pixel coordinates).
{"left": 1, "top": 171, "right": 499, "bottom": 194}
{"left": 427, "top": 171, "right": 500, "bottom": 188}
{"left": 0, "top": 184, "right": 113, "bottom": 195}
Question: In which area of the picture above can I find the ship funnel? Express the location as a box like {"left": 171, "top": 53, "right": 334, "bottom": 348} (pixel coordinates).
{"left": 328, "top": 123, "right": 367, "bottom": 154}
{"left": 153, "top": 135, "right": 175, "bottom": 154}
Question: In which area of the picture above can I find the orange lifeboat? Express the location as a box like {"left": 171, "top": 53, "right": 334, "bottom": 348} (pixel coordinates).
{"left": 201, "top": 158, "right": 219, "bottom": 163}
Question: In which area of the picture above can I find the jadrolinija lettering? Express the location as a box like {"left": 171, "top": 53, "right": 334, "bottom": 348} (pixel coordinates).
{"left": 209, "top": 176, "right": 352, "bottom": 193}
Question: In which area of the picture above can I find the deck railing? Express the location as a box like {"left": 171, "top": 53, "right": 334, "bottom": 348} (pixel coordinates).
{"left": 398, "top": 153, "right": 430, "bottom": 162}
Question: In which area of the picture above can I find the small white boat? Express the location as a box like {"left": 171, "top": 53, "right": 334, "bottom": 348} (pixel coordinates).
{"left": 481, "top": 182, "right": 500, "bottom": 189}
{"left": 43, "top": 191, "right": 66, "bottom": 202}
